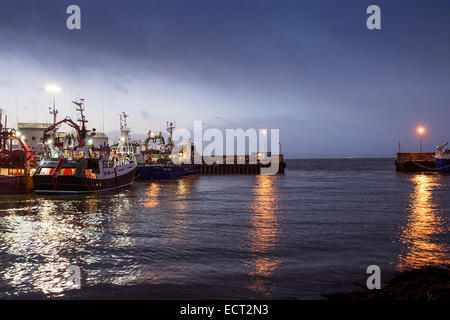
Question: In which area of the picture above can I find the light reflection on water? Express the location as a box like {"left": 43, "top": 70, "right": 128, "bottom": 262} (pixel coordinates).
{"left": 244, "top": 175, "right": 282, "bottom": 296}
{"left": 0, "top": 192, "right": 135, "bottom": 296}
{"left": 137, "top": 179, "right": 195, "bottom": 287}
{"left": 1, "top": 201, "right": 88, "bottom": 295}
{"left": 141, "top": 183, "right": 160, "bottom": 208}
{"left": 397, "top": 174, "right": 450, "bottom": 270}
{"left": 0, "top": 159, "right": 449, "bottom": 299}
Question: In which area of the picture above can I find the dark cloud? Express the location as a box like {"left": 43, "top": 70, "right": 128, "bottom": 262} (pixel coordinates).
{"left": 1, "top": 0, "right": 450, "bottom": 156}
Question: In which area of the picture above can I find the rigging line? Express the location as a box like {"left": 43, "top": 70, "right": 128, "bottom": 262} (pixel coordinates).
{"left": 411, "top": 160, "right": 450, "bottom": 171}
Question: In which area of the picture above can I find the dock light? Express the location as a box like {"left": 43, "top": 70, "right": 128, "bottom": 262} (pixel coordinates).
{"left": 417, "top": 126, "right": 425, "bottom": 153}
{"left": 260, "top": 129, "right": 268, "bottom": 154}
{"left": 45, "top": 84, "right": 61, "bottom": 93}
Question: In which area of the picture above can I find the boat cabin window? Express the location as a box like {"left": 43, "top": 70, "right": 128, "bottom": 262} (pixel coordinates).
{"left": 38, "top": 167, "right": 56, "bottom": 175}
{"left": 0, "top": 168, "right": 25, "bottom": 175}
{"left": 58, "top": 168, "right": 76, "bottom": 176}
{"left": 84, "top": 169, "right": 97, "bottom": 179}
{"left": 2, "top": 139, "right": 24, "bottom": 152}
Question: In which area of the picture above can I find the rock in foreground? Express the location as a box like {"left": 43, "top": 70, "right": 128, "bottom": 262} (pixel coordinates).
{"left": 325, "top": 265, "right": 450, "bottom": 300}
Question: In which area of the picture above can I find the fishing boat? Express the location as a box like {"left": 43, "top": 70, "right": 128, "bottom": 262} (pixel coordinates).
{"left": 137, "top": 122, "right": 200, "bottom": 180}
{"left": 111, "top": 112, "right": 138, "bottom": 164}
{"left": 435, "top": 142, "right": 450, "bottom": 173}
{"left": 0, "top": 110, "right": 37, "bottom": 194}
{"left": 32, "top": 100, "right": 137, "bottom": 194}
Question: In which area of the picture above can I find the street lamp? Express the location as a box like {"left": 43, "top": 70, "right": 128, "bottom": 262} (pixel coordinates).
{"left": 261, "top": 129, "right": 267, "bottom": 156}
{"left": 417, "top": 126, "right": 425, "bottom": 153}
{"left": 45, "top": 84, "right": 61, "bottom": 94}
{"left": 45, "top": 84, "right": 61, "bottom": 124}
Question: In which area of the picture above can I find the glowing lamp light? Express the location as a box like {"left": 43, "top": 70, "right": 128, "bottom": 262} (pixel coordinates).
{"left": 21, "top": 135, "right": 26, "bottom": 140}
{"left": 417, "top": 126, "right": 426, "bottom": 153}
{"left": 88, "top": 139, "right": 93, "bottom": 145}
{"left": 45, "top": 84, "right": 61, "bottom": 93}
{"left": 46, "top": 139, "right": 53, "bottom": 145}
{"left": 261, "top": 129, "right": 267, "bottom": 135}
{"left": 120, "top": 137, "right": 125, "bottom": 142}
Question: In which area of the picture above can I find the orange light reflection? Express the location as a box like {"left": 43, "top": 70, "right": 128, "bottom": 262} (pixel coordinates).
{"left": 141, "top": 183, "right": 160, "bottom": 208}
{"left": 245, "top": 175, "right": 281, "bottom": 296}
{"left": 398, "top": 174, "right": 449, "bottom": 271}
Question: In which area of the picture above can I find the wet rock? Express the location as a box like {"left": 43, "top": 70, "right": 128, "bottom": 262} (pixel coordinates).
{"left": 324, "top": 265, "right": 450, "bottom": 300}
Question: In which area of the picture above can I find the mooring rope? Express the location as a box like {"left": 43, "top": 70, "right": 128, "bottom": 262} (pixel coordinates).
{"left": 411, "top": 160, "right": 450, "bottom": 171}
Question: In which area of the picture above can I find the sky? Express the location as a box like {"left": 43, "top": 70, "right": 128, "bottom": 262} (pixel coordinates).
{"left": 0, "top": 0, "right": 449, "bottom": 158}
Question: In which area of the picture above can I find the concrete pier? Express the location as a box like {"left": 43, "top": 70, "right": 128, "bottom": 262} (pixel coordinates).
{"left": 201, "top": 154, "right": 286, "bottom": 175}
{"left": 395, "top": 152, "right": 435, "bottom": 172}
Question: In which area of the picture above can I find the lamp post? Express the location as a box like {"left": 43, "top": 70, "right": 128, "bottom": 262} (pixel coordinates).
{"left": 45, "top": 84, "right": 61, "bottom": 125}
{"left": 417, "top": 126, "right": 425, "bottom": 153}
{"left": 261, "top": 129, "right": 267, "bottom": 156}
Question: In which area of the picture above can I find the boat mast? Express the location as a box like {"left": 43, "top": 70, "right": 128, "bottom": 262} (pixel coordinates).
{"left": 166, "top": 121, "right": 175, "bottom": 148}
{"left": 72, "top": 99, "right": 88, "bottom": 144}
{"left": 73, "top": 99, "right": 87, "bottom": 128}
{"left": 49, "top": 97, "right": 58, "bottom": 125}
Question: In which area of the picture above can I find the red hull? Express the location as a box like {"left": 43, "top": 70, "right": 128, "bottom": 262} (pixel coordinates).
{"left": 33, "top": 166, "right": 137, "bottom": 194}
{"left": 0, "top": 175, "right": 34, "bottom": 195}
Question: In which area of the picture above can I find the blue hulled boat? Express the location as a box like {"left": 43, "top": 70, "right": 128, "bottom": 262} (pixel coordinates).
{"left": 435, "top": 142, "right": 450, "bottom": 173}
{"left": 137, "top": 122, "right": 201, "bottom": 180}
{"left": 138, "top": 163, "right": 200, "bottom": 180}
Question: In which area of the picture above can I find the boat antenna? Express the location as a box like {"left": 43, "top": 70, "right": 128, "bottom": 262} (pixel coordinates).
{"left": 49, "top": 96, "right": 58, "bottom": 125}
{"left": 120, "top": 112, "right": 129, "bottom": 132}
{"left": 15, "top": 97, "right": 19, "bottom": 129}
{"left": 166, "top": 121, "right": 175, "bottom": 145}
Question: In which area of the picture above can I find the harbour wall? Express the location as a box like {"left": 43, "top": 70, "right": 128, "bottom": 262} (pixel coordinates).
{"left": 201, "top": 154, "right": 286, "bottom": 175}
{"left": 395, "top": 152, "right": 435, "bottom": 172}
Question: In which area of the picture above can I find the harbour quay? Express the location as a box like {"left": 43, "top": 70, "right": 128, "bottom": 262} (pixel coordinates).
{"left": 200, "top": 154, "right": 286, "bottom": 175}
{"left": 395, "top": 152, "right": 436, "bottom": 172}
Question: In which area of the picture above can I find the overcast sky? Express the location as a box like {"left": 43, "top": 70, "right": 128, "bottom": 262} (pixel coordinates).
{"left": 0, "top": 0, "right": 449, "bottom": 157}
